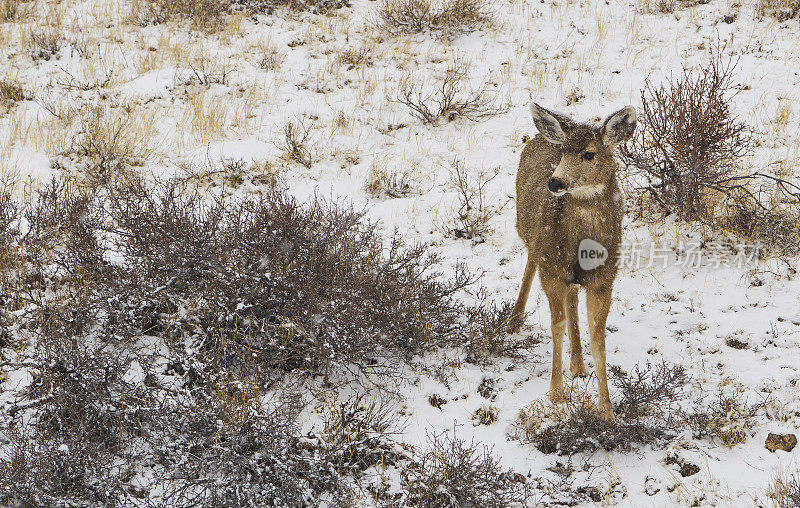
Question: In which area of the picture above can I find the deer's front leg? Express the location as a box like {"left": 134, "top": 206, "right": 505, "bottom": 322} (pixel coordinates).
{"left": 542, "top": 275, "right": 567, "bottom": 403}
{"left": 565, "top": 284, "right": 586, "bottom": 377}
{"left": 587, "top": 285, "right": 613, "bottom": 419}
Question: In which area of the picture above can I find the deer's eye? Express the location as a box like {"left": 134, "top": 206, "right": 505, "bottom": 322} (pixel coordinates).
{"left": 582, "top": 151, "right": 595, "bottom": 161}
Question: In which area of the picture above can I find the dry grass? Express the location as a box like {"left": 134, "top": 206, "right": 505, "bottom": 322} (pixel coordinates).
{"left": 259, "top": 45, "right": 285, "bottom": 71}
{"left": 756, "top": 0, "right": 800, "bottom": 20}
{"left": 769, "top": 473, "right": 800, "bottom": 508}
{"left": 364, "top": 162, "right": 419, "bottom": 198}
{"left": 71, "top": 104, "right": 155, "bottom": 184}
{"left": 25, "top": 28, "right": 63, "bottom": 61}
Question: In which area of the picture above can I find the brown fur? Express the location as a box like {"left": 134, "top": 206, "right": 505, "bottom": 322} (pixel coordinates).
{"left": 510, "top": 105, "right": 636, "bottom": 418}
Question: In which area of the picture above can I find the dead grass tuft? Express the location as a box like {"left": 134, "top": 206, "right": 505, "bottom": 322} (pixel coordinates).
{"left": 0, "top": 81, "right": 27, "bottom": 109}
{"left": 756, "top": 0, "right": 800, "bottom": 20}
{"left": 378, "top": 0, "right": 492, "bottom": 36}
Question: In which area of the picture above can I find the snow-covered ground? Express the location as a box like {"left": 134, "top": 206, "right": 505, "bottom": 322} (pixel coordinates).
{"left": 1, "top": 0, "right": 799, "bottom": 505}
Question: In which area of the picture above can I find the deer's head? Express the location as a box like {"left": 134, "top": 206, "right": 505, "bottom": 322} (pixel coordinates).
{"left": 530, "top": 103, "right": 637, "bottom": 199}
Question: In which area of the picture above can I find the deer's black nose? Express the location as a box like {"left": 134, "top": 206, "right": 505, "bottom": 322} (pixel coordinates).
{"left": 548, "top": 178, "right": 566, "bottom": 194}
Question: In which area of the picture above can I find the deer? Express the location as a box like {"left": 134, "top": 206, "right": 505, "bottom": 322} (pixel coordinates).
{"left": 509, "top": 102, "right": 637, "bottom": 418}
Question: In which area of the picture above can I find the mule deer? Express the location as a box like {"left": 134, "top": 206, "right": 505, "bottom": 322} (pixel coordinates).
{"left": 510, "top": 103, "right": 637, "bottom": 418}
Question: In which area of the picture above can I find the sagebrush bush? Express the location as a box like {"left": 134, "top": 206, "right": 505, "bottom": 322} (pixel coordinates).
{"left": 2, "top": 175, "right": 514, "bottom": 380}
{"left": 137, "top": 0, "right": 350, "bottom": 29}
{"left": 402, "top": 434, "right": 530, "bottom": 507}
{"left": 621, "top": 48, "right": 754, "bottom": 221}
{"left": 379, "top": 0, "right": 492, "bottom": 36}
{"left": 520, "top": 361, "right": 688, "bottom": 455}
{"left": 756, "top": 0, "right": 800, "bottom": 20}
{"left": 0, "top": 336, "right": 352, "bottom": 506}
{"left": 0, "top": 176, "right": 522, "bottom": 505}
{"left": 519, "top": 361, "right": 764, "bottom": 455}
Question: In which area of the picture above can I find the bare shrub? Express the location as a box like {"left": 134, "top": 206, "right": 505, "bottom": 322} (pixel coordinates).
{"left": 338, "top": 44, "right": 374, "bottom": 68}
{"left": 231, "top": 0, "right": 350, "bottom": 13}
{"left": 756, "top": 0, "right": 800, "bottom": 20}
{"left": 137, "top": 0, "right": 350, "bottom": 28}
{"left": 521, "top": 362, "right": 689, "bottom": 455}
{"left": 283, "top": 119, "right": 313, "bottom": 168}
{"left": 621, "top": 47, "right": 755, "bottom": 222}
{"left": 447, "top": 159, "right": 499, "bottom": 242}
{"left": 463, "top": 299, "right": 525, "bottom": 360}
{"left": 715, "top": 175, "right": 800, "bottom": 255}
{"left": 378, "top": 0, "right": 492, "bottom": 36}
{"left": 401, "top": 434, "right": 530, "bottom": 507}
{"left": 685, "top": 389, "right": 763, "bottom": 446}
{"left": 182, "top": 158, "right": 282, "bottom": 191}
{"left": 136, "top": 0, "right": 230, "bottom": 30}
{"left": 522, "top": 399, "right": 670, "bottom": 455}
{"left": 6, "top": 176, "right": 515, "bottom": 379}
{"left": 621, "top": 46, "right": 800, "bottom": 254}
{"left": 259, "top": 47, "right": 285, "bottom": 70}
{"left": 396, "top": 58, "right": 505, "bottom": 124}
{"left": 610, "top": 361, "right": 688, "bottom": 419}
{"left": 520, "top": 362, "right": 764, "bottom": 455}
{"left": 0, "top": 176, "right": 527, "bottom": 504}
{"left": 0, "top": 338, "right": 352, "bottom": 506}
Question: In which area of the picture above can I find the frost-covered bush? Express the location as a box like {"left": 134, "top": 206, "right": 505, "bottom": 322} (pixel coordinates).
{"left": 1, "top": 176, "right": 511, "bottom": 379}
{"left": 0, "top": 176, "right": 520, "bottom": 505}
{"left": 401, "top": 434, "right": 531, "bottom": 507}
{"left": 620, "top": 48, "right": 754, "bottom": 222}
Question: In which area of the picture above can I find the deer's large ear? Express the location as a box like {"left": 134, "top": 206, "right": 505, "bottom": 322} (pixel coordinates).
{"left": 529, "top": 103, "right": 574, "bottom": 144}
{"left": 601, "top": 106, "right": 637, "bottom": 146}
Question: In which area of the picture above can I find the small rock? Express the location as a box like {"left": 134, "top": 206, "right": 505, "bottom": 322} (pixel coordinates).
{"left": 765, "top": 433, "right": 797, "bottom": 452}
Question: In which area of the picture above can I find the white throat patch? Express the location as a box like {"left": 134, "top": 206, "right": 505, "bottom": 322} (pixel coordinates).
{"left": 567, "top": 184, "right": 605, "bottom": 199}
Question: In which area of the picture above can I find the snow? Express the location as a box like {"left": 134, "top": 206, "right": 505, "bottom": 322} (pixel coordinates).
{"left": 1, "top": 0, "right": 799, "bottom": 504}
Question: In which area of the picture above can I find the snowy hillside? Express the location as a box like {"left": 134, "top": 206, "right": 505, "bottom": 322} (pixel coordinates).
{"left": 1, "top": 0, "right": 799, "bottom": 505}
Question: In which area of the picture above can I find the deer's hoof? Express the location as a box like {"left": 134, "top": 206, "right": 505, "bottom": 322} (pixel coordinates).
{"left": 570, "top": 362, "right": 588, "bottom": 378}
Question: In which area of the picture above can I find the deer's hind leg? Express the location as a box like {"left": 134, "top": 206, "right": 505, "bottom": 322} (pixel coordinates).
{"left": 510, "top": 253, "right": 537, "bottom": 333}
{"left": 541, "top": 273, "right": 568, "bottom": 403}
{"left": 565, "top": 284, "right": 587, "bottom": 377}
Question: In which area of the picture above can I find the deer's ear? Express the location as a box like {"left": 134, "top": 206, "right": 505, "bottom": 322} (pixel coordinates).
{"left": 529, "top": 103, "right": 574, "bottom": 144}
{"left": 601, "top": 106, "right": 637, "bottom": 146}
